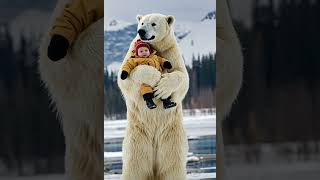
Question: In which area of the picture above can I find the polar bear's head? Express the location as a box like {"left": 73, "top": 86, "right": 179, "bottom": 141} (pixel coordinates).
{"left": 136, "top": 13, "right": 175, "bottom": 43}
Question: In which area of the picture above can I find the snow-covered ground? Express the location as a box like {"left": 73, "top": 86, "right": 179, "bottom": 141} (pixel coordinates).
{"left": 104, "top": 113, "right": 216, "bottom": 140}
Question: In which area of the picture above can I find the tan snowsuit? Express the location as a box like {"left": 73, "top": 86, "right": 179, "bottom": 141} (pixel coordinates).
{"left": 51, "top": 0, "right": 103, "bottom": 45}
{"left": 122, "top": 50, "right": 170, "bottom": 96}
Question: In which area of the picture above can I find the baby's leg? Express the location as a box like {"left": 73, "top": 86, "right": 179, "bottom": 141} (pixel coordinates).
{"left": 140, "top": 84, "right": 154, "bottom": 97}
{"left": 140, "top": 84, "right": 157, "bottom": 109}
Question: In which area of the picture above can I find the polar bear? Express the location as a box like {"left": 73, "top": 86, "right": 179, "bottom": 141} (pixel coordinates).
{"left": 117, "top": 13, "right": 189, "bottom": 180}
{"left": 38, "top": 0, "right": 104, "bottom": 180}
{"left": 216, "top": 0, "right": 243, "bottom": 180}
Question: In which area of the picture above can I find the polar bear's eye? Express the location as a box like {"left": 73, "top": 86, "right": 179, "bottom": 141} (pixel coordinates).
{"left": 152, "top": 23, "right": 156, "bottom": 26}
{"left": 141, "top": 23, "right": 144, "bottom": 25}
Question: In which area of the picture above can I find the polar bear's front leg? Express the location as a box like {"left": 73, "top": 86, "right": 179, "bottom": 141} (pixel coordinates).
{"left": 154, "top": 70, "right": 189, "bottom": 103}
{"left": 118, "top": 65, "right": 161, "bottom": 102}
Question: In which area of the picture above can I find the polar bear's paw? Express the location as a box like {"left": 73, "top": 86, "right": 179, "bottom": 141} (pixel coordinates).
{"left": 130, "top": 65, "right": 161, "bottom": 87}
{"left": 154, "top": 72, "right": 182, "bottom": 99}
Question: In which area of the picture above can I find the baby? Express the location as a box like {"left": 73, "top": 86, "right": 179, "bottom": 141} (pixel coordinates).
{"left": 47, "top": 0, "right": 103, "bottom": 61}
{"left": 121, "top": 39, "right": 177, "bottom": 109}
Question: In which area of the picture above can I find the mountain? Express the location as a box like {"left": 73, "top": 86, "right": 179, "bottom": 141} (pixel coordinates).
{"left": 104, "top": 23, "right": 137, "bottom": 69}
{"left": 201, "top": 11, "right": 216, "bottom": 21}
{"left": 105, "top": 11, "right": 216, "bottom": 73}
{"left": 178, "top": 13, "right": 216, "bottom": 65}
{"left": 104, "top": 19, "right": 134, "bottom": 31}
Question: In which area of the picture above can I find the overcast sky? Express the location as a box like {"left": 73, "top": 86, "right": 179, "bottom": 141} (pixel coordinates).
{"left": 105, "top": 0, "right": 215, "bottom": 23}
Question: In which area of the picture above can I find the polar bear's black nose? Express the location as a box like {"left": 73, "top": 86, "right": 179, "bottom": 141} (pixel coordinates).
{"left": 138, "top": 29, "right": 146, "bottom": 37}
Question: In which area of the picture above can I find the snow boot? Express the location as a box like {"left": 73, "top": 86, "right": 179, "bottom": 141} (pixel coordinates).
{"left": 162, "top": 97, "right": 177, "bottom": 109}
{"left": 143, "top": 93, "right": 157, "bottom": 109}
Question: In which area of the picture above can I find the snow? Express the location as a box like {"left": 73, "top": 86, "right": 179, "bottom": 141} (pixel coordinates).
{"left": 104, "top": 151, "right": 122, "bottom": 158}
{"left": 201, "top": 167, "right": 216, "bottom": 170}
{"left": 105, "top": 11, "right": 216, "bottom": 71}
{"left": 187, "top": 156, "right": 200, "bottom": 162}
{"left": 178, "top": 20, "right": 216, "bottom": 66}
{"left": 104, "top": 113, "right": 216, "bottom": 140}
{"left": 104, "top": 19, "right": 133, "bottom": 31}
{"left": 104, "top": 152, "right": 212, "bottom": 164}
{"left": 106, "top": 61, "right": 121, "bottom": 74}
{"left": 104, "top": 110, "right": 216, "bottom": 178}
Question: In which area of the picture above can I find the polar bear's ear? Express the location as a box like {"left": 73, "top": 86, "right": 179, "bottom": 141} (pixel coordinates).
{"left": 136, "top": 15, "right": 143, "bottom": 22}
{"left": 166, "top": 15, "right": 175, "bottom": 26}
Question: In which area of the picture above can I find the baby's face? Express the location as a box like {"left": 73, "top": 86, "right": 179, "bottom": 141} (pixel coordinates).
{"left": 137, "top": 47, "right": 150, "bottom": 57}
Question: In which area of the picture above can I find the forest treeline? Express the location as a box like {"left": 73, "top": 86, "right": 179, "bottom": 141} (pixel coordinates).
{"left": 0, "top": 24, "right": 65, "bottom": 175}
{"left": 104, "top": 53, "right": 216, "bottom": 119}
{"left": 225, "top": 0, "right": 320, "bottom": 149}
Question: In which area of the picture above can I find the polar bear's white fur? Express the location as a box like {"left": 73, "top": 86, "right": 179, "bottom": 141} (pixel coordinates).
{"left": 38, "top": 0, "right": 104, "bottom": 180}
{"left": 216, "top": 0, "right": 243, "bottom": 180}
{"left": 117, "top": 13, "right": 189, "bottom": 180}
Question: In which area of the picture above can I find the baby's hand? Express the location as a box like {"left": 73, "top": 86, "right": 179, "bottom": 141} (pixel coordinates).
{"left": 47, "top": 34, "right": 69, "bottom": 61}
{"left": 163, "top": 61, "right": 172, "bottom": 69}
{"left": 121, "top": 71, "right": 129, "bottom": 80}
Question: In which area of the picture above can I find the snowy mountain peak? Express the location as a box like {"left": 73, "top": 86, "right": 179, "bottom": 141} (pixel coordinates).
{"left": 105, "top": 19, "right": 133, "bottom": 31}
{"left": 105, "top": 13, "right": 216, "bottom": 70}
{"left": 201, "top": 11, "right": 216, "bottom": 22}
{"left": 109, "top": 20, "right": 118, "bottom": 26}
